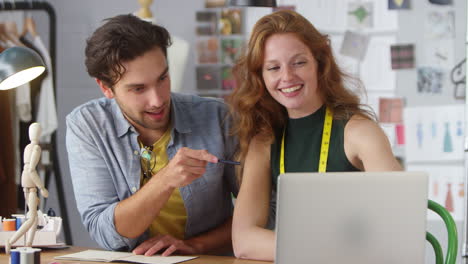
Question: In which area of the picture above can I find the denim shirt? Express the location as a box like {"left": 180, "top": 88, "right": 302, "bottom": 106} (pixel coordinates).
{"left": 66, "top": 93, "right": 238, "bottom": 251}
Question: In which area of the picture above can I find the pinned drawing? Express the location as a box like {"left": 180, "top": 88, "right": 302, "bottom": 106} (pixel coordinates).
{"left": 340, "top": 31, "right": 370, "bottom": 61}
{"left": 417, "top": 67, "right": 444, "bottom": 94}
{"left": 221, "top": 38, "right": 243, "bottom": 64}
{"left": 423, "top": 40, "right": 454, "bottom": 69}
{"left": 348, "top": 2, "right": 373, "bottom": 28}
{"left": 456, "top": 121, "right": 463, "bottom": 136}
{"left": 425, "top": 11, "right": 455, "bottom": 39}
{"left": 443, "top": 122, "right": 453, "bottom": 153}
{"left": 196, "top": 37, "right": 219, "bottom": 64}
{"left": 222, "top": 66, "right": 236, "bottom": 91}
{"left": 390, "top": 44, "right": 414, "bottom": 69}
{"left": 396, "top": 124, "right": 405, "bottom": 145}
{"left": 451, "top": 58, "right": 466, "bottom": 100}
{"left": 388, "top": 0, "right": 410, "bottom": 9}
{"left": 445, "top": 183, "right": 454, "bottom": 212}
{"left": 196, "top": 11, "right": 218, "bottom": 36}
{"left": 196, "top": 66, "right": 221, "bottom": 91}
{"left": 378, "top": 97, "right": 404, "bottom": 123}
{"left": 404, "top": 105, "right": 464, "bottom": 162}
{"left": 219, "top": 9, "right": 242, "bottom": 35}
{"left": 417, "top": 121, "right": 423, "bottom": 149}
{"left": 407, "top": 164, "right": 464, "bottom": 221}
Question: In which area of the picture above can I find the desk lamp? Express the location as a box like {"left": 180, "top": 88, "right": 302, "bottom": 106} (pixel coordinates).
{"left": 0, "top": 46, "right": 48, "bottom": 262}
{"left": 227, "top": 0, "right": 276, "bottom": 7}
{"left": 0, "top": 46, "right": 45, "bottom": 90}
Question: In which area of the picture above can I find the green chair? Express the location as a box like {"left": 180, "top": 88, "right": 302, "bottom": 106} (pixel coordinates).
{"left": 426, "top": 200, "right": 458, "bottom": 264}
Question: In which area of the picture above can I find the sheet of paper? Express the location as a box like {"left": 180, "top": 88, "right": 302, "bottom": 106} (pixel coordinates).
{"left": 422, "top": 40, "right": 455, "bottom": 69}
{"left": 360, "top": 35, "right": 397, "bottom": 92}
{"left": 417, "top": 66, "right": 445, "bottom": 94}
{"left": 370, "top": 0, "right": 398, "bottom": 31}
{"left": 124, "top": 254, "right": 198, "bottom": 264}
{"left": 340, "top": 31, "right": 370, "bottom": 61}
{"left": 407, "top": 164, "right": 464, "bottom": 221}
{"left": 424, "top": 10, "right": 455, "bottom": 40}
{"left": 296, "top": 0, "right": 397, "bottom": 32}
{"left": 391, "top": 44, "right": 415, "bottom": 69}
{"left": 347, "top": 2, "right": 373, "bottom": 29}
{"left": 379, "top": 97, "right": 404, "bottom": 123}
{"left": 404, "top": 105, "right": 464, "bottom": 162}
{"left": 55, "top": 250, "right": 132, "bottom": 261}
{"left": 296, "top": 0, "right": 347, "bottom": 32}
{"left": 55, "top": 250, "right": 198, "bottom": 264}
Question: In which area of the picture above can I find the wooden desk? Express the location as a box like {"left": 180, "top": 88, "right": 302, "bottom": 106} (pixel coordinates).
{"left": 0, "top": 246, "right": 271, "bottom": 264}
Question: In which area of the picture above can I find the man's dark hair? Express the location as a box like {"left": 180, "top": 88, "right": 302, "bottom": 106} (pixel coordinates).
{"left": 85, "top": 14, "right": 172, "bottom": 87}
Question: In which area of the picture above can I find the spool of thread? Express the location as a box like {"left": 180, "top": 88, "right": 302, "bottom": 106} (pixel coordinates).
{"left": 2, "top": 218, "right": 16, "bottom": 231}
{"left": 10, "top": 249, "right": 21, "bottom": 264}
{"left": 15, "top": 216, "right": 25, "bottom": 230}
{"left": 16, "top": 247, "right": 41, "bottom": 264}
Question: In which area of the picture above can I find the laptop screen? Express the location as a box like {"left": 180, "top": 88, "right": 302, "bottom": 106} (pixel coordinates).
{"left": 275, "top": 171, "right": 428, "bottom": 264}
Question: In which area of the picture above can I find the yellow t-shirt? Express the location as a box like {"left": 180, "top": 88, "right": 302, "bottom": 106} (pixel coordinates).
{"left": 139, "top": 128, "right": 187, "bottom": 240}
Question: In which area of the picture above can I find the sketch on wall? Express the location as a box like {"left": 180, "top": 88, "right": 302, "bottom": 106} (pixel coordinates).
{"left": 451, "top": 58, "right": 466, "bottom": 99}
{"left": 390, "top": 44, "right": 415, "bottom": 70}
{"left": 379, "top": 97, "right": 404, "bottom": 123}
{"left": 417, "top": 67, "right": 444, "bottom": 94}
{"left": 407, "top": 164, "right": 464, "bottom": 221}
{"left": 404, "top": 105, "right": 464, "bottom": 162}
{"left": 388, "top": 0, "right": 411, "bottom": 9}
{"left": 347, "top": 2, "right": 373, "bottom": 28}
{"left": 425, "top": 10, "right": 455, "bottom": 39}
{"left": 340, "top": 31, "right": 370, "bottom": 61}
{"left": 423, "top": 40, "right": 455, "bottom": 69}
{"left": 291, "top": 0, "right": 397, "bottom": 32}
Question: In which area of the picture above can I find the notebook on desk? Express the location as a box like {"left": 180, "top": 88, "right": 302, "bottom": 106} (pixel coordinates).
{"left": 275, "top": 171, "right": 428, "bottom": 264}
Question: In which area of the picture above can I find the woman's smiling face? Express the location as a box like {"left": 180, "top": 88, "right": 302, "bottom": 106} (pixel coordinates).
{"left": 262, "top": 33, "right": 323, "bottom": 118}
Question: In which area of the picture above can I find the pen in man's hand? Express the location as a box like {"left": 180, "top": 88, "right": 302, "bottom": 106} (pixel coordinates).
{"left": 218, "top": 159, "right": 241, "bottom": 165}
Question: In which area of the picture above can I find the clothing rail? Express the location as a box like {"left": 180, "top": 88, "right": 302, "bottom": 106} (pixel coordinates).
{"left": 0, "top": 1, "right": 72, "bottom": 246}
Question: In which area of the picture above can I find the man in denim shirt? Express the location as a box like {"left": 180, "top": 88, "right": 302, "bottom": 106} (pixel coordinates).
{"left": 66, "top": 15, "right": 238, "bottom": 256}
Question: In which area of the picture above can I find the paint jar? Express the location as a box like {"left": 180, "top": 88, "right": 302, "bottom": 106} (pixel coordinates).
{"left": 3, "top": 218, "right": 16, "bottom": 231}
{"left": 15, "top": 216, "right": 25, "bottom": 230}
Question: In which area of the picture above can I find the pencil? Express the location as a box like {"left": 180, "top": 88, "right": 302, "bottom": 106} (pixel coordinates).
{"left": 218, "top": 159, "right": 241, "bottom": 165}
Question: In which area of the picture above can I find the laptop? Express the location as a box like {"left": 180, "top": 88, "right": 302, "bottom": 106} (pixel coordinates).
{"left": 275, "top": 171, "right": 428, "bottom": 264}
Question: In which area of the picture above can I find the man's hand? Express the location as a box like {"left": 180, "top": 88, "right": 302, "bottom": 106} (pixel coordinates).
{"left": 156, "top": 148, "right": 218, "bottom": 188}
{"left": 132, "top": 234, "right": 201, "bottom": 256}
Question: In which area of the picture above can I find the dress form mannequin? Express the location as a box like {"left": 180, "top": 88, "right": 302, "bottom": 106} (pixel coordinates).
{"left": 6, "top": 123, "right": 49, "bottom": 254}
{"left": 135, "top": 0, "right": 189, "bottom": 93}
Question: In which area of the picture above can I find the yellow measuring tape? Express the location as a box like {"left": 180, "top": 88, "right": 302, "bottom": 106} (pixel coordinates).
{"left": 280, "top": 106, "right": 333, "bottom": 173}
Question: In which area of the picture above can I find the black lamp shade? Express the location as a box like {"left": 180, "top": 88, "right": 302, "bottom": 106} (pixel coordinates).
{"left": 0, "top": 46, "right": 46, "bottom": 90}
{"left": 228, "top": 0, "right": 277, "bottom": 7}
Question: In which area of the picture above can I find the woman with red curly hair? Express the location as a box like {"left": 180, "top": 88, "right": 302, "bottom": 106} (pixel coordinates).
{"left": 227, "top": 10, "right": 402, "bottom": 261}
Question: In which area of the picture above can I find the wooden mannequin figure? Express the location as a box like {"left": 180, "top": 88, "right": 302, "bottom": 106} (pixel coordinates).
{"left": 5, "top": 123, "right": 49, "bottom": 254}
